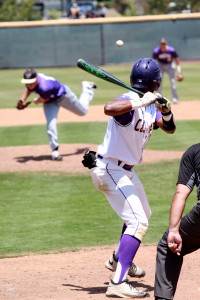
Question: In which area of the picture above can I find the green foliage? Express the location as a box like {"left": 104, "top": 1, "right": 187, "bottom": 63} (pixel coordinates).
{"left": 114, "top": 0, "right": 137, "bottom": 16}
{"left": 147, "top": 0, "right": 200, "bottom": 14}
{"left": 147, "top": 0, "right": 168, "bottom": 15}
{"left": 0, "top": 0, "right": 42, "bottom": 21}
{"left": 45, "top": 8, "right": 61, "bottom": 19}
{"left": 123, "top": 0, "right": 137, "bottom": 16}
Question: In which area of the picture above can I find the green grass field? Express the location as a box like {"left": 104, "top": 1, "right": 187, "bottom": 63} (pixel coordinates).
{"left": 0, "top": 62, "right": 199, "bottom": 258}
{"left": 0, "top": 162, "right": 197, "bottom": 258}
{"left": 0, "top": 120, "right": 199, "bottom": 150}
{"left": 0, "top": 61, "right": 200, "bottom": 108}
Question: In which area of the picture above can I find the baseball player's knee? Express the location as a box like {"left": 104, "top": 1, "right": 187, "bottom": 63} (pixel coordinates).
{"left": 125, "top": 220, "right": 149, "bottom": 241}
{"left": 136, "top": 221, "right": 148, "bottom": 241}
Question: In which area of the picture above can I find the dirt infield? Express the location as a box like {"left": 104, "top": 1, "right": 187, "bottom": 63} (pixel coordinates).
{"left": 0, "top": 101, "right": 200, "bottom": 300}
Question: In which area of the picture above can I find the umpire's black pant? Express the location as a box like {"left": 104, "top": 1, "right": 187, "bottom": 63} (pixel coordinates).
{"left": 154, "top": 200, "right": 200, "bottom": 300}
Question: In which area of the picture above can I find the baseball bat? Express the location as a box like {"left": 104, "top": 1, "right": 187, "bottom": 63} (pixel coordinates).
{"left": 77, "top": 58, "right": 170, "bottom": 107}
{"left": 77, "top": 58, "right": 144, "bottom": 96}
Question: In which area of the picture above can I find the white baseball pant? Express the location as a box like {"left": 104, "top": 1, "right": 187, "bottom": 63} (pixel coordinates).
{"left": 90, "top": 157, "right": 151, "bottom": 241}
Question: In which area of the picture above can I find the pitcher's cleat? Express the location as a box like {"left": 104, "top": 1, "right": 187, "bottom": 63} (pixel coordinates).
{"left": 52, "top": 150, "right": 63, "bottom": 161}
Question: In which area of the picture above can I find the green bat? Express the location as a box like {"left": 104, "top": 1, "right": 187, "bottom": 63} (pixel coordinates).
{"left": 77, "top": 58, "right": 170, "bottom": 108}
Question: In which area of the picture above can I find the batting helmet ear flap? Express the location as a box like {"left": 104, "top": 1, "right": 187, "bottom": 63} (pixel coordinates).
{"left": 130, "top": 58, "right": 162, "bottom": 92}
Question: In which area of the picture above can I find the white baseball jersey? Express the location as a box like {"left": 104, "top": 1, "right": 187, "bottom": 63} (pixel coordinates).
{"left": 97, "top": 91, "right": 161, "bottom": 166}
{"left": 91, "top": 91, "right": 162, "bottom": 242}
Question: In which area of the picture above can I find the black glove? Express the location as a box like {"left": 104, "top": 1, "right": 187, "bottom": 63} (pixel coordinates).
{"left": 82, "top": 149, "right": 97, "bottom": 169}
{"left": 155, "top": 94, "right": 171, "bottom": 113}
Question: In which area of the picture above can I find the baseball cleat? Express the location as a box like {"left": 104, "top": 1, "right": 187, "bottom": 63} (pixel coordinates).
{"left": 106, "top": 279, "right": 149, "bottom": 298}
{"left": 105, "top": 251, "right": 146, "bottom": 278}
{"left": 52, "top": 150, "right": 63, "bottom": 161}
{"left": 53, "top": 155, "right": 63, "bottom": 161}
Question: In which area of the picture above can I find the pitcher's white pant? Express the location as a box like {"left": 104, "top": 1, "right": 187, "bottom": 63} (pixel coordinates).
{"left": 90, "top": 157, "right": 151, "bottom": 241}
{"left": 43, "top": 85, "right": 94, "bottom": 151}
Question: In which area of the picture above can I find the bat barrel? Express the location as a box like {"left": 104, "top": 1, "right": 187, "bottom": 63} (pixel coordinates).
{"left": 77, "top": 58, "right": 143, "bottom": 95}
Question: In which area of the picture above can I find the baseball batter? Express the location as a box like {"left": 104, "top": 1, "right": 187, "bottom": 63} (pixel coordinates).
{"left": 154, "top": 143, "right": 200, "bottom": 300}
{"left": 83, "top": 58, "right": 176, "bottom": 298}
{"left": 152, "top": 38, "right": 183, "bottom": 104}
{"left": 17, "top": 68, "right": 96, "bottom": 160}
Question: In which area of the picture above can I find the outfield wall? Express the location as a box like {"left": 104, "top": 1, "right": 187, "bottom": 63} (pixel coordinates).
{"left": 0, "top": 13, "right": 200, "bottom": 69}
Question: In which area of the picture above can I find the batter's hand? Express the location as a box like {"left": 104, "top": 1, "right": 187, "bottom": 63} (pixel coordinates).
{"left": 16, "top": 99, "right": 32, "bottom": 110}
{"left": 130, "top": 91, "right": 159, "bottom": 109}
{"left": 154, "top": 93, "right": 171, "bottom": 113}
{"left": 167, "top": 230, "right": 182, "bottom": 256}
{"left": 140, "top": 92, "right": 158, "bottom": 106}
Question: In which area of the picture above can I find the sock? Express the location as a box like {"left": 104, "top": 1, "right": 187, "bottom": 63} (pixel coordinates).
{"left": 114, "top": 224, "right": 127, "bottom": 259}
{"left": 53, "top": 146, "right": 59, "bottom": 151}
{"left": 113, "top": 234, "right": 140, "bottom": 283}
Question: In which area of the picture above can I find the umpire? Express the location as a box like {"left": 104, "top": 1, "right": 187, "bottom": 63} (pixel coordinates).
{"left": 154, "top": 143, "right": 200, "bottom": 300}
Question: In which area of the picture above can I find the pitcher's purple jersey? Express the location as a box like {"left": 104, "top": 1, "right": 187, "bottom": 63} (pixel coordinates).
{"left": 153, "top": 46, "right": 178, "bottom": 64}
{"left": 29, "top": 73, "right": 67, "bottom": 100}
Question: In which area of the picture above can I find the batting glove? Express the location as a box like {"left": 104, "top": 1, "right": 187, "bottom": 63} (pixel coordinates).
{"left": 154, "top": 92, "right": 171, "bottom": 113}
{"left": 130, "top": 92, "right": 158, "bottom": 109}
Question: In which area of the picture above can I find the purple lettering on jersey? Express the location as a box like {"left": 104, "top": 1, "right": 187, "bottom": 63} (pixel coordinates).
{"left": 135, "top": 119, "right": 145, "bottom": 132}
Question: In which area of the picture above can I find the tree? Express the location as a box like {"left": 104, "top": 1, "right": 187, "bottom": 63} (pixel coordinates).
{"left": 0, "top": 0, "right": 42, "bottom": 21}
{"left": 113, "top": 0, "right": 137, "bottom": 15}
{"left": 147, "top": 0, "right": 200, "bottom": 14}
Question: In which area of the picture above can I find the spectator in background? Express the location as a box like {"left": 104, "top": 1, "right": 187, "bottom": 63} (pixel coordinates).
{"left": 152, "top": 38, "right": 183, "bottom": 104}
{"left": 97, "top": 2, "right": 107, "bottom": 17}
{"left": 68, "top": 2, "right": 81, "bottom": 19}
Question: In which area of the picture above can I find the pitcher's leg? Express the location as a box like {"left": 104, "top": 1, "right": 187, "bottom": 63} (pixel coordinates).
{"left": 79, "top": 81, "right": 96, "bottom": 111}
{"left": 58, "top": 83, "right": 96, "bottom": 116}
{"left": 43, "top": 102, "right": 60, "bottom": 155}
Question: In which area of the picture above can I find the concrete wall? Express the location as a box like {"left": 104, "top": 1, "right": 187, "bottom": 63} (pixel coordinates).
{"left": 0, "top": 13, "right": 200, "bottom": 68}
